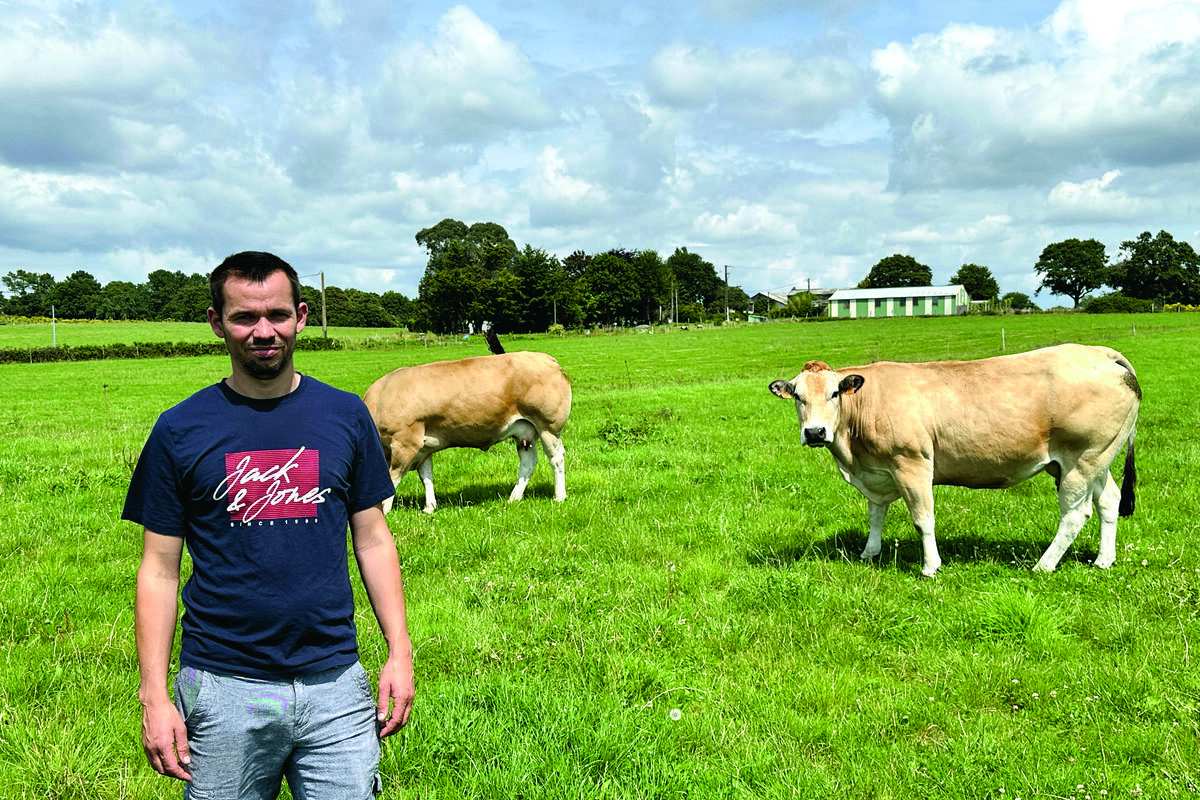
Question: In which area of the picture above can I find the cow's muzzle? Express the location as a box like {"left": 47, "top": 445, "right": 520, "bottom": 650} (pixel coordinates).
{"left": 803, "top": 427, "right": 830, "bottom": 447}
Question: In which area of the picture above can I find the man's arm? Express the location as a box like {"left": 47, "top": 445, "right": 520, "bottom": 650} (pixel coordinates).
{"left": 350, "top": 504, "right": 415, "bottom": 738}
{"left": 135, "top": 529, "right": 192, "bottom": 781}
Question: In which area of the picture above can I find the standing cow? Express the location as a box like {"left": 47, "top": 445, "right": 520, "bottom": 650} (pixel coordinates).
{"left": 364, "top": 350, "right": 571, "bottom": 513}
{"left": 769, "top": 344, "right": 1140, "bottom": 576}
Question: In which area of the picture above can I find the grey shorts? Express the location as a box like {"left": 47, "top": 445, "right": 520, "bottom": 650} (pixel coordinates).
{"left": 174, "top": 662, "right": 382, "bottom": 799}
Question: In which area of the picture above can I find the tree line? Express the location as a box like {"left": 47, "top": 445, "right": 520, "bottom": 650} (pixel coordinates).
{"left": 5, "top": 225, "right": 1194, "bottom": 333}
{"left": 0, "top": 219, "right": 747, "bottom": 333}
{"left": 0, "top": 267, "right": 419, "bottom": 329}
{"left": 411, "top": 218, "right": 748, "bottom": 333}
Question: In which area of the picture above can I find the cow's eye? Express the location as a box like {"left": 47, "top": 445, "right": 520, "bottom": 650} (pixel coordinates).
{"left": 830, "top": 391, "right": 840, "bottom": 399}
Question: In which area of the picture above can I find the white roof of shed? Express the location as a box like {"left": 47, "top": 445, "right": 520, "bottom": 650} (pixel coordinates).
{"left": 829, "top": 285, "right": 965, "bottom": 300}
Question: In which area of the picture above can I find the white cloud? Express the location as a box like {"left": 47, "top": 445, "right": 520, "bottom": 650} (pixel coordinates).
{"left": 890, "top": 214, "right": 1013, "bottom": 246}
{"left": 872, "top": 0, "right": 1200, "bottom": 191}
{"left": 0, "top": 13, "right": 203, "bottom": 169}
{"left": 1046, "top": 169, "right": 1155, "bottom": 221}
{"left": 371, "top": 5, "right": 555, "bottom": 143}
{"left": 648, "top": 42, "right": 864, "bottom": 129}
{"left": 694, "top": 204, "right": 799, "bottom": 242}
{"left": 522, "top": 146, "right": 610, "bottom": 227}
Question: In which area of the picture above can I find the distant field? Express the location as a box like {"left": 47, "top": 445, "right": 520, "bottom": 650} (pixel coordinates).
{"left": 2, "top": 312, "right": 1198, "bottom": 799}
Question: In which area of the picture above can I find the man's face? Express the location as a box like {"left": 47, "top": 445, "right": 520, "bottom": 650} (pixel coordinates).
{"left": 207, "top": 271, "right": 308, "bottom": 383}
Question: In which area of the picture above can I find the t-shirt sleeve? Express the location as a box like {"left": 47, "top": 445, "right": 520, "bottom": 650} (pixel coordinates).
{"left": 348, "top": 400, "right": 396, "bottom": 514}
{"left": 122, "top": 415, "right": 188, "bottom": 537}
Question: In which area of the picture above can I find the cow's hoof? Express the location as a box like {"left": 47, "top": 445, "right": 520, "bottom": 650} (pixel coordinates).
{"left": 1092, "top": 558, "right": 1114, "bottom": 570}
{"left": 1032, "top": 561, "right": 1056, "bottom": 573}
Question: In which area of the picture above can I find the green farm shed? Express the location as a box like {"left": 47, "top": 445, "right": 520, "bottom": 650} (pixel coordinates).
{"left": 826, "top": 285, "right": 970, "bottom": 319}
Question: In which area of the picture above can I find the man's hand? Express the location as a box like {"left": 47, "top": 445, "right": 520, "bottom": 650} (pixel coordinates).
{"left": 375, "top": 652, "right": 415, "bottom": 738}
{"left": 141, "top": 699, "right": 192, "bottom": 781}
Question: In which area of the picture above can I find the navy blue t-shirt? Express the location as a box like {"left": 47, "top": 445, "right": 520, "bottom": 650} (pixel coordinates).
{"left": 123, "top": 375, "right": 396, "bottom": 679}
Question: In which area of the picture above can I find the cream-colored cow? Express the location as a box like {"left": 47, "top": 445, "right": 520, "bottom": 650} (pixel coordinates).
{"left": 364, "top": 351, "right": 571, "bottom": 513}
{"left": 769, "top": 344, "right": 1140, "bottom": 576}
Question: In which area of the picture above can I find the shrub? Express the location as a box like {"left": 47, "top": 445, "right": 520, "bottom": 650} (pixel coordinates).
{"left": 1083, "top": 292, "right": 1154, "bottom": 314}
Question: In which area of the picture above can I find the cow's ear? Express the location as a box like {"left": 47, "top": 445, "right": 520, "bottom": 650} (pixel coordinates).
{"left": 838, "top": 374, "right": 865, "bottom": 396}
{"left": 769, "top": 380, "right": 796, "bottom": 400}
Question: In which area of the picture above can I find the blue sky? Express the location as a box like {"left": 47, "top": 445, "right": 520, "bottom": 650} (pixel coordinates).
{"left": 2, "top": 0, "right": 1197, "bottom": 305}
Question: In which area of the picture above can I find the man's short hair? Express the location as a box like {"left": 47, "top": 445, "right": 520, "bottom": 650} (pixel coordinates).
{"left": 209, "top": 251, "right": 303, "bottom": 318}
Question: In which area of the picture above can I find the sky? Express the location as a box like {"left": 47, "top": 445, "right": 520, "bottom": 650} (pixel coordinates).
{"left": 2, "top": 0, "right": 1199, "bottom": 306}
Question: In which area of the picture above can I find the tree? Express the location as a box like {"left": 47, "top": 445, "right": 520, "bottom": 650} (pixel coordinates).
{"left": 478, "top": 268, "right": 523, "bottom": 333}
{"left": 718, "top": 285, "right": 751, "bottom": 318}
{"left": 582, "top": 251, "right": 641, "bottom": 325}
{"left": 949, "top": 264, "right": 999, "bottom": 301}
{"left": 864, "top": 254, "right": 933, "bottom": 288}
{"left": 341, "top": 288, "right": 393, "bottom": 327}
{"left": 2, "top": 270, "right": 56, "bottom": 316}
{"left": 146, "top": 269, "right": 194, "bottom": 320}
{"left": 562, "top": 250, "right": 590, "bottom": 281}
{"left": 1034, "top": 238, "right": 1107, "bottom": 308}
{"left": 321, "top": 286, "right": 350, "bottom": 326}
{"left": 98, "top": 280, "right": 153, "bottom": 320}
{"left": 1002, "top": 291, "right": 1038, "bottom": 312}
{"left": 782, "top": 291, "right": 816, "bottom": 318}
{"left": 668, "top": 247, "right": 721, "bottom": 306}
{"left": 45, "top": 270, "right": 102, "bottom": 319}
{"left": 415, "top": 219, "right": 518, "bottom": 333}
{"left": 414, "top": 218, "right": 470, "bottom": 261}
{"left": 633, "top": 249, "right": 671, "bottom": 322}
{"left": 380, "top": 291, "right": 415, "bottom": 329}
{"left": 416, "top": 239, "right": 485, "bottom": 333}
{"left": 1108, "top": 230, "right": 1200, "bottom": 305}
{"left": 160, "top": 280, "right": 210, "bottom": 322}
{"left": 511, "top": 246, "right": 565, "bottom": 332}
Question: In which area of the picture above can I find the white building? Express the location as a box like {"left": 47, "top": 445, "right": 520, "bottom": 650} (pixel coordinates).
{"left": 826, "top": 286, "right": 970, "bottom": 319}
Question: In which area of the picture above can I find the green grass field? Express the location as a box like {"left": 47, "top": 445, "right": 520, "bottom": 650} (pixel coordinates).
{"left": 1, "top": 313, "right": 1198, "bottom": 799}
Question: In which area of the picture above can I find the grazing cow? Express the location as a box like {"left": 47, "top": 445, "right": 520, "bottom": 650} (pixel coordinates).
{"left": 363, "top": 350, "right": 571, "bottom": 513}
{"left": 768, "top": 344, "right": 1140, "bottom": 576}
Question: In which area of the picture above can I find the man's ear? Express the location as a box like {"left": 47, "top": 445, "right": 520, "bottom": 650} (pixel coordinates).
{"left": 296, "top": 301, "right": 308, "bottom": 333}
{"left": 207, "top": 307, "right": 224, "bottom": 339}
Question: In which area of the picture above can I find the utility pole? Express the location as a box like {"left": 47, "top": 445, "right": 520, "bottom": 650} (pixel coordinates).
{"left": 724, "top": 265, "right": 730, "bottom": 322}
{"left": 320, "top": 272, "right": 327, "bottom": 338}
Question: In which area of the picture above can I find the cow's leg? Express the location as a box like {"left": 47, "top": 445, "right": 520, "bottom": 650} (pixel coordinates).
{"left": 509, "top": 441, "right": 538, "bottom": 502}
{"left": 416, "top": 456, "right": 437, "bottom": 514}
{"left": 540, "top": 430, "right": 567, "bottom": 502}
{"left": 895, "top": 465, "right": 940, "bottom": 576}
{"left": 385, "top": 434, "right": 422, "bottom": 514}
{"left": 508, "top": 421, "right": 540, "bottom": 502}
{"left": 1035, "top": 471, "right": 1093, "bottom": 572}
{"left": 1093, "top": 473, "right": 1121, "bottom": 569}
{"left": 861, "top": 500, "right": 889, "bottom": 561}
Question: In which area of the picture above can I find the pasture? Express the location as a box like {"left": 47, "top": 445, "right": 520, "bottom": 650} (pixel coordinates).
{"left": 1, "top": 313, "right": 1198, "bottom": 799}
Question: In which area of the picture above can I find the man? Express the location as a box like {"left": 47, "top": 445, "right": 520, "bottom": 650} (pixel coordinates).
{"left": 126, "top": 251, "right": 414, "bottom": 798}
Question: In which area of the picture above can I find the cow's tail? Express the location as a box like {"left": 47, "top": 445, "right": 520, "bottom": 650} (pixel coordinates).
{"left": 1119, "top": 427, "right": 1136, "bottom": 517}
{"left": 486, "top": 329, "right": 505, "bottom": 355}
{"left": 1112, "top": 349, "right": 1139, "bottom": 518}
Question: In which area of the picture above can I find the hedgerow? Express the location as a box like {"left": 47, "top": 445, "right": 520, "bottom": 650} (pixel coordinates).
{"left": 0, "top": 336, "right": 341, "bottom": 364}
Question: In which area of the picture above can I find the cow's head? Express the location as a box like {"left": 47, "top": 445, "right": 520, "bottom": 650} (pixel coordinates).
{"left": 769, "top": 360, "right": 864, "bottom": 447}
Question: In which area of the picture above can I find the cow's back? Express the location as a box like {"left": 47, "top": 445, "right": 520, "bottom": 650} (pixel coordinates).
{"left": 839, "top": 344, "right": 1138, "bottom": 487}
{"left": 364, "top": 351, "right": 571, "bottom": 437}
